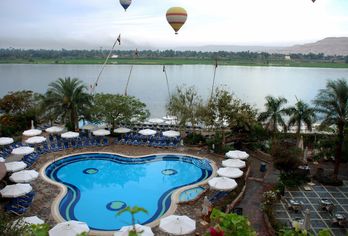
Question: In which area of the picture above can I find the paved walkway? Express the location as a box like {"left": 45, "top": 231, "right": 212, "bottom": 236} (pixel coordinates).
{"left": 236, "top": 154, "right": 278, "bottom": 236}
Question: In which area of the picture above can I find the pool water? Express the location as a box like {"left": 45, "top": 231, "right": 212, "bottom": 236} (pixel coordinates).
{"left": 45, "top": 153, "right": 213, "bottom": 231}
{"left": 179, "top": 187, "right": 206, "bottom": 202}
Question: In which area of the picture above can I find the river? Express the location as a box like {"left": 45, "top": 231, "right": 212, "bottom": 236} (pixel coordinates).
{"left": 1, "top": 64, "right": 348, "bottom": 117}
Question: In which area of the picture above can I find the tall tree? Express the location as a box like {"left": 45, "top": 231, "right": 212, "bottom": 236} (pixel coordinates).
{"left": 258, "top": 96, "right": 288, "bottom": 134}
{"left": 314, "top": 79, "right": 348, "bottom": 179}
{"left": 44, "top": 77, "right": 93, "bottom": 131}
{"left": 206, "top": 88, "right": 233, "bottom": 146}
{"left": 92, "top": 93, "right": 149, "bottom": 132}
{"left": 286, "top": 100, "right": 316, "bottom": 140}
{"left": 166, "top": 85, "right": 203, "bottom": 132}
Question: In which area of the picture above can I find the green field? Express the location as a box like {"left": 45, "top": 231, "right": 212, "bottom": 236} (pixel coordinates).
{"left": 1, "top": 57, "right": 348, "bottom": 68}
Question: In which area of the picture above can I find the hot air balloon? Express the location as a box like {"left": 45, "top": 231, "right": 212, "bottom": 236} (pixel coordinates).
{"left": 166, "top": 7, "right": 187, "bottom": 35}
{"left": 120, "top": 0, "right": 132, "bottom": 11}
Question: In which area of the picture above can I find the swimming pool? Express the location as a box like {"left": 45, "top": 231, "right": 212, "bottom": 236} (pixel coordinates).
{"left": 44, "top": 153, "right": 213, "bottom": 231}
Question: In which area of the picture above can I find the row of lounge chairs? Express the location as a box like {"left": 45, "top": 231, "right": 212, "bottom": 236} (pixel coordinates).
{"left": 0, "top": 142, "right": 27, "bottom": 158}
{"left": 115, "top": 134, "right": 180, "bottom": 148}
{"left": 4, "top": 191, "right": 35, "bottom": 215}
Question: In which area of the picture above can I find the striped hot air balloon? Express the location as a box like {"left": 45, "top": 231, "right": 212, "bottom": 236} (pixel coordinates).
{"left": 119, "top": 0, "right": 132, "bottom": 11}
{"left": 166, "top": 7, "right": 187, "bottom": 35}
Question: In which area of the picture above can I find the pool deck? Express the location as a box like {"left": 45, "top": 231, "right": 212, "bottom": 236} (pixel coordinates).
{"left": 2, "top": 144, "right": 236, "bottom": 235}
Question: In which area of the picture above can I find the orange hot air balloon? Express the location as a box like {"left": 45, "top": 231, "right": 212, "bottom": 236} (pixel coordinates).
{"left": 166, "top": 7, "right": 187, "bottom": 35}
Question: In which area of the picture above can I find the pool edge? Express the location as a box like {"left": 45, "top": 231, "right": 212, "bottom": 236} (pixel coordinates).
{"left": 40, "top": 151, "right": 217, "bottom": 236}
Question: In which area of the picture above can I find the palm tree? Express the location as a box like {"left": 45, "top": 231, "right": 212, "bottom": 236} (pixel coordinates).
{"left": 314, "top": 79, "right": 348, "bottom": 179}
{"left": 44, "top": 77, "right": 93, "bottom": 131}
{"left": 286, "top": 100, "right": 316, "bottom": 140}
{"left": 117, "top": 206, "right": 148, "bottom": 235}
{"left": 258, "top": 96, "right": 288, "bottom": 134}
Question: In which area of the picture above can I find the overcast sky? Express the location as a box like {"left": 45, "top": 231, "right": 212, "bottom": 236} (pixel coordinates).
{"left": 0, "top": 0, "right": 347, "bottom": 49}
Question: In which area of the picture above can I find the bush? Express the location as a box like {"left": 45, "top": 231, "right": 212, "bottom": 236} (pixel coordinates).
{"left": 184, "top": 133, "right": 206, "bottom": 145}
{"left": 279, "top": 172, "right": 309, "bottom": 187}
{"left": 208, "top": 208, "right": 256, "bottom": 236}
{"left": 272, "top": 140, "right": 303, "bottom": 173}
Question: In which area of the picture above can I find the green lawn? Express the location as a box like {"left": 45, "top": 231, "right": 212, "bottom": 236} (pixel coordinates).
{"left": 1, "top": 57, "right": 348, "bottom": 68}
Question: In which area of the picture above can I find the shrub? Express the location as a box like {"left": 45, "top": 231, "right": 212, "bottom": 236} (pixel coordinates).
{"left": 280, "top": 172, "right": 309, "bottom": 188}
{"left": 208, "top": 208, "right": 256, "bottom": 236}
{"left": 272, "top": 140, "right": 303, "bottom": 173}
{"left": 184, "top": 133, "right": 206, "bottom": 145}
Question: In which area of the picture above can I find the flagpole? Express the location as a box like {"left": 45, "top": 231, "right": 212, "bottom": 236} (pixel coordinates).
{"left": 124, "top": 65, "right": 133, "bottom": 96}
{"left": 92, "top": 34, "right": 121, "bottom": 94}
{"left": 124, "top": 49, "right": 138, "bottom": 96}
{"left": 210, "top": 59, "right": 218, "bottom": 99}
{"left": 163, "top": 65, "right": 171, "bottom": 98}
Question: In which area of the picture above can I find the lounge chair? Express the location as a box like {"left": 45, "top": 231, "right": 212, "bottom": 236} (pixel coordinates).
{"left": 4, "top": 204, "right": 27, "bottom": 215}
{"left": 209, "top": 191, "right": 229, "bottom": 203}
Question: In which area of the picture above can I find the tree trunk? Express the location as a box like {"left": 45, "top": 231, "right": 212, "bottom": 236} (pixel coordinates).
{"left": 296, "top": 120, "right": 301, "bottom": 143}
{"left": 70, "top": 109, "right": 75, "bottom": 131}
{"left": 222, "top": 127, "right": 226, "bottom": 147}
{"left": 333, "top": 123, "right": 344, "bottom": 179}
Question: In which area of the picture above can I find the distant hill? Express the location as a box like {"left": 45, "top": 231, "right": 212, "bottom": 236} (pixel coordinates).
{"left": 279, "top": 37, "right": 348, "bottom": 56}
{"left": 175, "top": 37, "right": 348, "bottom": 56}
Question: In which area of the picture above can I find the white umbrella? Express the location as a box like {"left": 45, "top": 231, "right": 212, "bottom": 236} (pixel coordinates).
{"left": 165, "top": 120, "right": 177, "bottom": 125}
{"left": 0, "top": 183, "right": 32, "bottom": 198}
{"left": 5, "top": 161, "right": 27, "bottom": 172}
{"left": 138, "top": 129, "right": 156, "bottom": 136}
{"left": 46, "top": 126, "right": 64, "bottom": 134}
{"left": 14, "top": 216, "right": 45, "bottom": 226}
{"left": 222, "top": 159, "right": 246, "bottom": 169}
{"left": 11, "top": 146, "right": 35, "bottom": 156}
{"left": 80, "top": 124, "right": 97, "bottom": 131}
{"left": 208, "top": 177, "right": 238, "bottom": 191}
{"left": 49, "top": 221, "right": 90, "bottom": 236}
{"left": 0, "top": 137, "right": 14, "bottom": 146}
{"left": 162, "top": 115, "right": 177, "bottom": 121}
{"left": 114, "top": 224, "right": 154, "bottom": 236}
{"left": 25, "top": 136, "right": 46, "bottom": 145}
{"left": 162, "top": 130, "right": 180, "bottom": 138}
{"left": 23, "top": 129, "right": 42, "bottom": 137}
{"left": 10, "top": 170, "right": 39, "bottom": 183}
{"left": 61, "top": 132, "right": 79, "bottom": 139}
{"left": 114, "top": 127, "right": 132, "bottom": 134}
{"left": 148, "top": 118, "right": 164, "bottom": 124}
{"left": 225, "top": 150, "right": 249, "bottom": 160}
{"left": 92, "top": 129, "right": 110, "bottom": 136}
{"left": 217, "top": 167, "right": 244, "bottom": 178}
{"left": 159, "top": 215, "right": 196, "bottom": 235}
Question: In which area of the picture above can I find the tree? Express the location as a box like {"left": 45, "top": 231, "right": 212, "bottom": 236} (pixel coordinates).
{"left": 285, "top": 100, "right": 316, "bottom": 141}
{"left": 204, "top": 87, "right": 258, "bottom": 147}
{"left": 92, "top": 93, "right": 149, "bottom": 132}
{"left": 117, "top": 206, "right": 148, "bottom": 236}
{"left": 258, "top": 96, "right": 288, "bottom": 134}
{"left": 166, "top": 85, "right": 203, "bottom": 132}
{"left": 205, "top": 88, "right": 234, "bottom": 146}
{"left": 314, "top": 79, "right": 348, "bottom": 179}
{"left": 0, "top": 90, "right": 42, "bottom": 136}
{"left": 44, "top": 77, "right": 93, "bottom": 131}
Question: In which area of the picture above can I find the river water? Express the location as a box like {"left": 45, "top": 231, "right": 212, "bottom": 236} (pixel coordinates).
{"left": 1, "top": 64, "right": 348, "bottom": 117}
